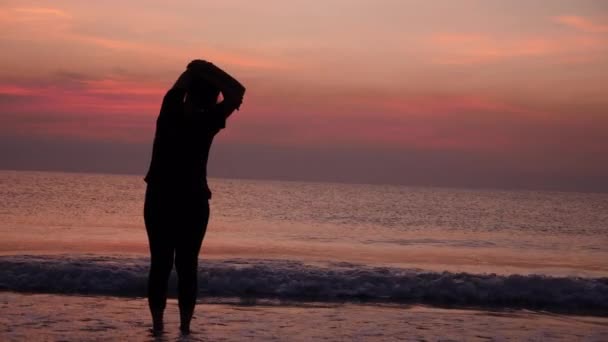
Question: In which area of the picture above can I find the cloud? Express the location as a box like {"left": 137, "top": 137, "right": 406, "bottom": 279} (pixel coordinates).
{"left": 13, "top": 7, "right": 71, "bottom": 18}
{"left": 0, "top": 74, "right": 164, "bottom": 144}
{"left": 0, "top": 4, "right": 293, "bottom": 76}
{"left": 427, "top": 12, "right": 608, "bottom": 65}
{"left": 554, "top": 15, "right": 608, "bottom": 33}
{"left": 0, "top": 84, "right": 35, "bottom": 96}
{"left": 219, "top": 89, "right": 608, "bottom": 158}
{"left": 5, "top": 65, "right": 606, "bottom": 159}
{"left": 429, "top": 30, "right": 606, "bottom": 65}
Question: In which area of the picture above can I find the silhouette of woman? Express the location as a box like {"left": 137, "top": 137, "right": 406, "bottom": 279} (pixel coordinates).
{"left": 143, "top": 60, "right": 245, "bottom": 334}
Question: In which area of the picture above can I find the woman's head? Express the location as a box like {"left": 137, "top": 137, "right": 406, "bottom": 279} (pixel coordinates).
{"left": 185, "top": 78, "right": 220, "bottom": 111}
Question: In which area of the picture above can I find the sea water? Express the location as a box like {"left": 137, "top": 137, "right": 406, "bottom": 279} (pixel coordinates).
{"left": 0, "top": 170, "right": 607, "bottom": 315}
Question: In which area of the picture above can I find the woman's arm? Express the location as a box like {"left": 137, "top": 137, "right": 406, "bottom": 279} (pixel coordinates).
{"left": 187, "top": 60, "right": 246, "bottom": 113}
{"left": 158, "top": 70, "right": 191, "bottom": 118}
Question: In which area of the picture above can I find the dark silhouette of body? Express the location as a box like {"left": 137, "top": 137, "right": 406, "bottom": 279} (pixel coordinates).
{"left": 144, "top": 60, "right": 245, "bottom": 335}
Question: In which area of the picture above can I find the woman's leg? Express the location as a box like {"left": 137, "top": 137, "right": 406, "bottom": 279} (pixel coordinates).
{"left": 175, "top": 198, "right": 209, "bottom": 333}
{"left": 144, "top": 185, "right": 175, "bottom": 332}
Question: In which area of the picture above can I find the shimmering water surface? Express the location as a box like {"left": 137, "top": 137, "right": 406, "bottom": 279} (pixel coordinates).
{"left": 1, "top": 170, "right": 606, "bottom": 277}
{"left": 1, "top": 169, "right": 608, "bottom": 338}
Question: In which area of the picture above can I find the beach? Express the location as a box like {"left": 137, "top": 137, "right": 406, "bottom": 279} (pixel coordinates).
{"left": 1, "top": 170, "right": 607, "bottom": 341}
{"left": 3, "top": 293, "right": 608, "bottom": 341}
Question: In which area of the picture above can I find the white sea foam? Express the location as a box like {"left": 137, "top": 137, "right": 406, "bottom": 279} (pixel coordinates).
{"left": 1, "top": 255, "right": 606, "bottom": 314}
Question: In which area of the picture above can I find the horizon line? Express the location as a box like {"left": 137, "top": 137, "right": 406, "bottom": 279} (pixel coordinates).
{"left": 1, "top": 167, "right": 606, "bottom": 195}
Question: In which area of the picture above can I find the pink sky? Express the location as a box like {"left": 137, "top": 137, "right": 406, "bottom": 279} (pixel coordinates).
{"left": 1, "top": 0, "right": 607, "bottom": 191}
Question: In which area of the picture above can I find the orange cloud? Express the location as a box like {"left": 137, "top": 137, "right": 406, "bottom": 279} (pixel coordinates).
{"left": 554, "top": 15, "right": 608, "bottom": 33}
{"left": 0, "top": 4, "right": 294, "bottom": 77}
{"left": 429, "top": 32, "right": 606, "bottom": 65}
{"left": 83, "top": 79, "right": 165, "bottom": 96}
{"left": 13, "top": 7, "right": 71, "bottom": 17}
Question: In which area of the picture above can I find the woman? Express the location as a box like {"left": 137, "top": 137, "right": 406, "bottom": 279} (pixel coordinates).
{"left": 143, "top": 60, "right": 245, "bottom": 334}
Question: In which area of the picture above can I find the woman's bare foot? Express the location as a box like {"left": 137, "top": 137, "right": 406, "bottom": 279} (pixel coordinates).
{"left": 179, "top": 323, "right": 191, "bottom": 335}
{"left": 179, "top": 309, "right": 193, "bottom": 335}
{"left": 151, "top": 309, "right": 164, "bottom": 335}
{"left": 152, "top": 321, "right": 164, "bottom": 334}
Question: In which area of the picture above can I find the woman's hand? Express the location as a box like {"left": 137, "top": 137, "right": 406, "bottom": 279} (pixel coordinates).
{"left": 187, "top": 60, "right": 246, "bottom": 110}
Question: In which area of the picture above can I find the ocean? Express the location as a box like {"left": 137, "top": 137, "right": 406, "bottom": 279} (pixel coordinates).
{"left": 1, "top": 170, "right": 607, "bottom": 341}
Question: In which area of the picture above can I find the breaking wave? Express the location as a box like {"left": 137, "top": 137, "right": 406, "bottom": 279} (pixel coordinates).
{"left": 1, "top": 255, "right": 606, "bottom": 314}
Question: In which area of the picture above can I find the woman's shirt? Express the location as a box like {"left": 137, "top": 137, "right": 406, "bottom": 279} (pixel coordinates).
{"left": 144, "top": 87, "right": 227, "bottom": 199}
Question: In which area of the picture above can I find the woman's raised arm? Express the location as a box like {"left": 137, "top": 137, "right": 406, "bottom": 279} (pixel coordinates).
{"left": 186, "top": 60, "right": 246, "bottom": 111}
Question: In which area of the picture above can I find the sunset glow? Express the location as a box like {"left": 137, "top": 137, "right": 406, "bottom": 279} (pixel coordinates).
{"left": 1, "top": 0, "right": 607, "bottom": 191}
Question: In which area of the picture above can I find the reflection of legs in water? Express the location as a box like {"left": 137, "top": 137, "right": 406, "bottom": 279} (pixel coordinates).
{"left": 144, "top": 185, "right": 209, "bottom": 334}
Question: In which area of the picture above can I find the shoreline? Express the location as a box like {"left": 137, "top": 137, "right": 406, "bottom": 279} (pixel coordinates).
{"left": 2, "top": 254, "right": 607, "bottom": 316}
{"left": 3, "top": 290, "right": 608, "bottom": 319}
{"left": 2, "top": 292, "right": 607, "bottom": 341}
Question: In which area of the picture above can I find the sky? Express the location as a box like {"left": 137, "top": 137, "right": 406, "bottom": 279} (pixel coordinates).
{"left": 1, "top": 0, "right": 607, "bottom": 192}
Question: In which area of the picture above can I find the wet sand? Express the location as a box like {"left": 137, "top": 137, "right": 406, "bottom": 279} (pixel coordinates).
{"left": 1, "top": 292, "right": 607, "bottom": 341}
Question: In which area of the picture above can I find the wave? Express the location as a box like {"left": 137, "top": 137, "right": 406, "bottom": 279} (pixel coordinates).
{"left": 1, "top": 255, "right": 606, "bottom": 314}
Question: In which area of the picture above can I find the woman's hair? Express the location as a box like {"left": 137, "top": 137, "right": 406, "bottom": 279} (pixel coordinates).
{"left": 188, "top": 78, "right": 220, "bottom": 107}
